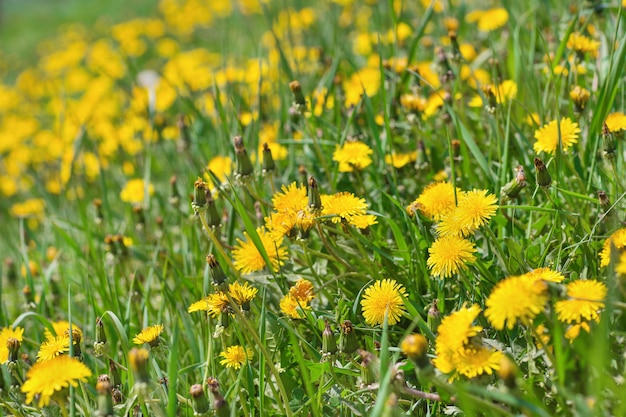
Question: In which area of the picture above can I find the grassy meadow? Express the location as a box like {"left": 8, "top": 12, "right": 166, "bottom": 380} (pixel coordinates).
{"left": 2, "top": 0, "right": 626, "bottom": 416}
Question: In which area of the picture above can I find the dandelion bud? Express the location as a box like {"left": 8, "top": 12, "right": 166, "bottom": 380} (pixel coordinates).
{"left": 501, "top": 165, "right": 527, "bottom": 200}
{"left": 449, "top": 30, "right": 461, "bottom": 61}
{"left": 207, "top": 254, "right": 228, "bottom": 289}
{"left": 436, "top": 47, "right": 454, "bottom": 83}
{"left": 23, "top": 285, "right": 35, "bottom": 307}
{"left": 128, "top": 348, "right": 150, "bottom": 386}
{"left": 400, "top": 334, "right": 430, "bottom": 369}
{"left": 94, "top": 317, "right": 107, "bottom": 357}
{"left": 296, "top": 210, "right": 315, "bottom": 239}
{"left": 298, "top": 165, "right": 308, "bottom": 187}
{"left": 498, "top": 356, "right": 518, "bottom": 390}
{"left": 6, "top": 337, "right": 20, "bottom": 363}
{"left": 534, "top": 157, "right": 552, "bottom": 188}
{"left": 321, "top": 320, "right": 337, "bottom": 358}
{"left": 193, "top": 178, "right": 208, "bottom": 210}
{"left": 190, "top": 384, "right": 210, "bottom": 415}
{"left": 5, "top": 258, "right": 17, "bottom": 285}
{"left": 109, "top": 360, "right": 122, "bottom": 388}
{"left": 205, "top": 188, "right": 221, "bottom": 228}
{"left": 415, "top": 140, "right": 429, "bottom": 171}
{"left": 111, "top": 386, "right": 123, "bottom": 404}
{"left": 358, "top": 349, "right": 379, "bottom": 386}
{"left": 451, "top": 139, "right": 461, "bottom": 161}
{"left": 262, "top": 143, "right": 276, "bottom": 174}
{"left": 96, "top": 379, "right": 115, "bottom": 417}
{"left": 67, "top": 328, "right": 83, "bottom": 360}
{"left": 289, "top": 80, "right": 307, "bottom": 111}
{"left": 307, "top": 176, "right": 322, "bottom": 211}
{"left": 133, "top": 205, "right": 146, "bottom": 231}
{"left": 570, "top": 86, "right": 590, "bottom": 112}
{"left": 339, "top": 320, "right": 359, "bottom": 354}
{"left": 427, "top": 300, "right": 441, "bottom": 334}
{"left": 93, "top": 198, "right": 104, "bottom": 224}
{"left": 602, "top": 122, "right": 616, "bottom": 159}
{"left": 169, "top": 176, "right": 180, "bottom": 207}
{"left": 233, "top": 135, "right": 254, "bottom": 179}
{"left": 177, "top": 114, "right": 191, "bottom": 151}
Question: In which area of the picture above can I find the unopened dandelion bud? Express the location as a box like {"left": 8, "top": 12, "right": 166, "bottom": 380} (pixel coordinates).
{"left": 67, "top": 328, "right": 83, "bottom": 360}
{"left": 94, "top": 317, "right": 107, "bottom": 357}
{"left": 451, "top": 139, "right": 461, "bottom": 161}
{"left": 128, "top": 348, "right": 150, "bottom": 385}
{"left": 427, "top": 301, "right": 441, "bottom": 334}
{"left": 339, "top": 320, "right": 359, "bottom": 354}
{"left": 296, "top": 210, "right": 315, "bottom": 239}
{"left": 570, "top": 86, "right": 590, "bottom": 112}
{"left": 193, "top": 178, "right": 208, "bottom": 210}
{"left": 400, "top": 334, "right": 430, "bottom": 369}
{"left": 436, "top": 47, "right": 454, "bottom": 82}
{"left": 602, "top": 122, "right": 616, "bottom": 159}
{"left": 207, "top": 254, "right": 228, "bottom": 288}
{"left": 358, "top": 349, "right": 378, "bottom": 386}
{"left": 233, "top": 135, "right": 254, "bottom": 179}
{"left": 96, "top": 379, "right": 115, "bottom": 417}
{"left": 133, "top": 205, "right": 146, "bottom": 231}
{"left": 498, "top": 356, "right": 518, "bottom": 390}
{"left": 307, "top": 176, "right": 322, "bottom": 211}
{"left": 262, "top": 143, "right": 276, "bottom": 174}
{"left": 111, "top": 387, "right": 123, "bottom": 404}
{"left": 597, "top": 190, "right": 610, "bottom": 209}
{"left": 501, "top": 165, "right": 527, "bottom": 200}
{"left": 205, "top": 188, "right": 221, "bottom": 228}
{"left": 289, "top": 80, "right": 307, "bottom": 111}
{"left": 482, "top": 84, "right": 497, "bottom": 113}
{"left": 6, "top": 337, "right": 20, "bottom": 363}
{"left": 321, "top": 320, "right": 337, "bottom": 358}
{"left": 299, "top": 165, "right": 308, "bottom": 187}
{"left": 23, "top": 285, "right": 34, "bottom": 306}
{"left": 449, "top": 30, "right": 461, "bottom": 60}
{"left": 93, "top": 198, "right": 104, "bottom": 224}
{"left": 5, "top": 258, "right": 17, "bottom": 285}
{"left": 534, "top": 157, "right": 552, "bottom": 188}
{"left": 169, "top": 176, "right": 180, "bottom": 207}
{"left": 109, "top": 360, "right": 122, "bottom": 388}
{"left": 415, "top": 140, "right": 429, "bottom": 171}
{"left": 177, "top": 114, "right": 190, "bottom": 151}
{"left": 190, "top": 384, "right": 210, "bottom": 415}
{"left": 213, "top": 392, "right": 230, "bottom": 417}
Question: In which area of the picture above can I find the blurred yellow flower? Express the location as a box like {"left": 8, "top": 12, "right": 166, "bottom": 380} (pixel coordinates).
{"left": 333, "top": 140, "right": 373, "bottom": 172}
{"left": 533, "top": 117, "right": 580, "bottom": 155}
{"left": 120, "top": 179, "right": 154, "bottom": 204}
{"left": 466, "top": 8, "right": 509, "bottom": 32}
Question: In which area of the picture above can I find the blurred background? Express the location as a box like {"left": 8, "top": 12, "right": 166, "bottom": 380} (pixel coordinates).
{"left": 0, "top": 0, "right": 158, "bottom": 61}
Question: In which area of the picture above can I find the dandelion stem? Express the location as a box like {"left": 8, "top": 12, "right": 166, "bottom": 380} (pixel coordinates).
{"left": 315, "top": 223, "right": 353, "bottom": 270}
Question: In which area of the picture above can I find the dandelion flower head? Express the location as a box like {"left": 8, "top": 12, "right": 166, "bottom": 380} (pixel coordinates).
{"left": 533, "top": 117, "right": 580, "bottom": 155}
{"left": 0, "top": 327, "right": 24, "bottom": 363}
{"left": 232, "top": 227, "right": 287, "bottom": 274}
{"left": 360, "top": 279, "right": 407, "bottom": 326}
{"left": 484, "top": 275, "right": 549, "bottom": 330}
{"left": 605, "top": 112, "right": 626, "bottom": 133}
{"left": 427, "top": 235, "right": 476, "bottom": 278}
{"left": 220, "top": 345, "right": 253, "bottom": 369}
{"left": 555, "top": 280, "right": 607, "bottom": 324}
{"left": 438, "top": 189, "right": 498, "bottom": 237}
{"left": 21, "top": 355, "right": 92, "bottom": 407}
{"left": 599, "top": 228, "right": 626, "bottom": 267}
{"left": 409, "top": 182, "right": 460, "bottom": 221}
{"left": 133, "top": 324, "right": 164, "bottom": 346}
{"left": 466, "top": 8, "right": 509, "bottom": 32}
{"left": 120, "top": 178, "right": 154, "bottom": 204}
{"left": 333, "top": 140, "right": 373, "bottom": 172}
{"left": 321, "top": 192, "right": 368, "bottom": 223}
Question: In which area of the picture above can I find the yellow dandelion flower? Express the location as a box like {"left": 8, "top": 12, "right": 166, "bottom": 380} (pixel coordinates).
{"left": 133, "top": 324, "right": 163, "bottom": 346}
{"left": 454, "top": 346, "right": 503, "bottom": 378}
{"left": 533, "top": 117, "right": 580, "bottom": 155}
{"left": 427, "top": 235, "right": 476, "bottom": 278}
{"left": 564, "top": 321, "right": 591, "bottom": 343}
{"left": 120, "top": 178, "right": 154, "bottom": 204}
{"left": 265, "top": 211, "right": 299, "bottom": 238}
{"left": 22, "top": 355, "right": 92, "bottom": 407}
{"left": 605, "top": 112, "right": 626, "bottom": 133}
{"left": 206, "top": 155, "right": 234, "bottom": 185}
{"left": 555, "top": 280, "right": 607, "bottom": 324}
{"left": 0, "top": 327, "right": 24, "bottom": 363}
{"left": 348, "top": 214, "right": 378, "bottom": 229}
{"left": 187, "top": 292, "right": 231, "bottom": 317}
{"left": 438, "top": 189, "right": 499, "bottom": 237}
{"left": 466, "top": 8, "right": 509, "bottom": 32}
{"left": 280, "top": 293, "right": 309, "bottom": 318}
{"left": 333, "top": 140, "right": 373, "bottom": 172}
{"left": 567, "top": 32, "right": 600, "bottom": 56}
{"left": 188, "top": 296, "right": 210, "bottom": 313}
{"left": 272, "top": 182, "right": 308, "bottom": 213}
{"left": 599, "top": 228, "right": 626, "bottom": 267}
{"left": 290, "top": 279, "right": 315, "bottom": 303}
{"left": 10, "top": 198, "right": 45, "bottom": 218}
{"left": 412, "top": 182, "right": 459, "bottom": 221}
{"left": 616, "top": 252, "right": 626, "bottom": 276}
{"left": 360, "top": 279, "right": 407, "bottom": 326}
{"left": 232, "top": 227, "right": 287, "bottom": 274}
{"left": 435, "top": 304, "right": 482, "bottom": 354}
{"left": 522, "top": 267, "right": 564, "bottom": 283}
{"left": 484, "top": 275, "right": 549, "bottom": 330}
{"left": 321, "top": 192, "right": 368, "bottom": 223}
{"left": 219, "top": 345, "right": 253, "bottom": 369}
{"left": 37, "top": 336, "right": 70, "bottom": 363}
{"left": 229, "top": 281, "right": 258, "bottom": 305}
{"left": 44, "top": 321, "right": 83, "bottom": 341}
{"left": 385, "top": 151, "right": 417, "bottom": 169}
